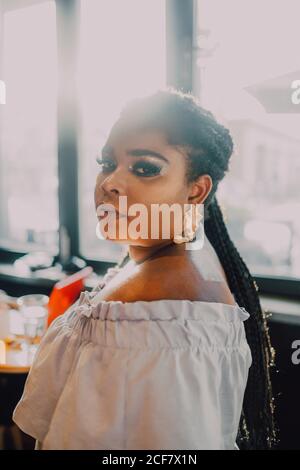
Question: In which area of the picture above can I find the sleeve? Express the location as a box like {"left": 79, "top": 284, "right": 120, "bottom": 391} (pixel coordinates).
{"left": 117, "top": 303, "right": 252, "bottom": 450}
{"left": 12, "top": 301, "right": 81, "bottom": 442}
{"left": 121, "top": 341, "right": 252, "bottom": 450}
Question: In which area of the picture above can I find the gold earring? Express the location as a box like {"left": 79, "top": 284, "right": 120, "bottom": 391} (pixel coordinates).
{"left": 173, "top": 204, "right": 203, "bottom": 245}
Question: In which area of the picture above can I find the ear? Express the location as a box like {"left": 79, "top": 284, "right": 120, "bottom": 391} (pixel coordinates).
{"left": 187, "top": 174, "right": 213, "bottom": 204}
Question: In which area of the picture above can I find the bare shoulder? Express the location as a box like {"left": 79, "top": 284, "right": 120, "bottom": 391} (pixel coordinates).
{"left": 99, "top": 255, "right": 235, "bottom": 305}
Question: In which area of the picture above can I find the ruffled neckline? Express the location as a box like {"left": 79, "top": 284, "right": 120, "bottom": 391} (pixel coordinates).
{"left": 73, "top": 264, "right": 250, "bottom": 323}
{"left": 74, "top": 291, "right": 250, "bottom": 322}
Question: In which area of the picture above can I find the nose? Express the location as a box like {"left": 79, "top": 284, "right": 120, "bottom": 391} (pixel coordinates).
{"left": 95, "top": 167, "right": 127, "bottom": 206}
{"left": 100, "top": 173, "right": 121, "bottom": 197}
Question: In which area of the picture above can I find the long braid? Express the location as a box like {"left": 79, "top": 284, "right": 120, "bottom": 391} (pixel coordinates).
{"left": 113, "top": 88, "right": 277, "bottom": 449}
{"left": 205, "top": 197, "right": 276, "bottom": 449}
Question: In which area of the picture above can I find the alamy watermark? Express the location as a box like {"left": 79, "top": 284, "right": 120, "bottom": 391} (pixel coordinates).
{"left": 95, "top": 197, "right": 205, "bottom": 251}
{"left": 291, "top": 340, "right": 300, "bottom": 365}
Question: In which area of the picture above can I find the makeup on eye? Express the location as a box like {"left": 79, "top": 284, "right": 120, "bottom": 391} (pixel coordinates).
{"left": 96, "top": 156, "right": 116, "bottom": 172}
{"left": 126, "top": 148, "right": 169, "bottom": 177}
{"left": 96, "top": 151, "right": 168, "bottom": 178}
{"left": 129, "top": 159, "right": 163, "bottom": 177}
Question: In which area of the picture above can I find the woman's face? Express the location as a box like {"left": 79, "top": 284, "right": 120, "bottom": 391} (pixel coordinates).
{"left": 94, "top": 126, "right": 210, "bottom": 247}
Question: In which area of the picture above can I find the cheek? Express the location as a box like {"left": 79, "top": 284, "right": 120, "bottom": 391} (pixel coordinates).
{"left": 94, "top": 161, "right": 186, "bottom": 207}
{"left": 129, "top": 178, "right": 187, "bottom": 241}
{"left": 132, "top": 164, "right": 187, "bottom": 206}
{"left": 140, "top": 179, "right": 186, "bottom": 207}
{"left": 153, "top": 162, "right": 187, "bottom": 203}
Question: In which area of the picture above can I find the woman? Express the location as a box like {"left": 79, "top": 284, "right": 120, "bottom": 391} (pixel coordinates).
{"left": 13, "top": 89, "right": 276, "bottom": 450}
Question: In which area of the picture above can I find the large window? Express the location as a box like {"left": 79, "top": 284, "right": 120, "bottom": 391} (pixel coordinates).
{"left": 78, "top": 0, "right": 166, "bottom": 262}
{"left": 194, "top": 0, "right": 300, "bottom": 278}
{"left": 0, "top": 0, "right": 299, "bottom": 294}
{"left": 0, "top": 1, "right": 58, "bottom": 253}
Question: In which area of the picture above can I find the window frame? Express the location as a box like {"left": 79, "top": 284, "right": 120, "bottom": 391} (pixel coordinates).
{"left": 0, "top": 0, "right": 60, "bottom": 259}
{"left": 0, "top": 0, "right": 299, "bottom": 298}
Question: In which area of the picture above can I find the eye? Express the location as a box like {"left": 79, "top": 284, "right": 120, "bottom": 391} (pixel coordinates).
{"left": 130, "top": 161, "right": 163, "bottom": 177}
{"left": 96, "top": 157, "right": 116, "bottom": 173}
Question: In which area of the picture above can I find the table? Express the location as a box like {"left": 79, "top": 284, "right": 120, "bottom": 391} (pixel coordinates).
{"left": 0, "top": 340, "right": 33, "bottom": 374}
{"left": 0, "top": 299, "right": 38, "bottom": 372}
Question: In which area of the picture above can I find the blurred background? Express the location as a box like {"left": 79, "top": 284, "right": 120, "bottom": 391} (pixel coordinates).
{"left": 0, "top": 0, "right": 300, "bottom": 450}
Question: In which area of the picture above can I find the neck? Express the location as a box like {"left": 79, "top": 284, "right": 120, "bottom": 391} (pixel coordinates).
{"left": 128, "top": 240, "right": 186, "bottom": 265}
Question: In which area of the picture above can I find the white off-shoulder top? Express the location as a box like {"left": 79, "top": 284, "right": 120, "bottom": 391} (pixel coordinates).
{"left": 13, "top": 238, "right": 252, "bottom": 450}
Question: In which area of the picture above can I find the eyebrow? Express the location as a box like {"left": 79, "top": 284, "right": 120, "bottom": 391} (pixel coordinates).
{"left": 126, "top": 148, "right": 169, "bottom": 163}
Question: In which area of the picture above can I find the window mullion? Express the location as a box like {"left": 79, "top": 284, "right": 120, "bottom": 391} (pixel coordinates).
{"left": 56, "top": 0, "right": 80, "bottom": 264}
{"left": 166, "top": 0, "right": 194, "bottom": 92}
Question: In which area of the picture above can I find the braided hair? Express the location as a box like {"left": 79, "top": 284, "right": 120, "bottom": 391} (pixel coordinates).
{"left": 113, "top": 88, "right": 277, "bottom": 449}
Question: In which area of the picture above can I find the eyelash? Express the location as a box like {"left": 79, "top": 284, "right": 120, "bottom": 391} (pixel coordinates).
{"left": 96, "top": 158, "right": 163, "bottom": 178}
